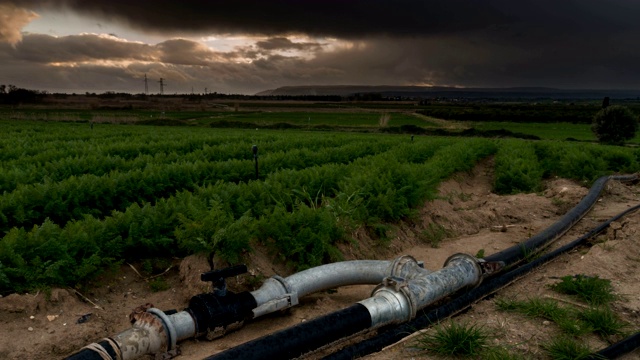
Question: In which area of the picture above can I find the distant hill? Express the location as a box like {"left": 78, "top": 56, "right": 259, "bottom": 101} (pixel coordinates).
{"left": 255, "top": 85, "right": 640, "bottom": 100}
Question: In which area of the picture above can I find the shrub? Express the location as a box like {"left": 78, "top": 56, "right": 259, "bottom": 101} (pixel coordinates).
{"left": 591, "top": 105, "right": 639, "bottom": 145}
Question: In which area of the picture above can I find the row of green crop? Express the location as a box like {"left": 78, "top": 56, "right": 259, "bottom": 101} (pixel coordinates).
{"left": 0, "top": 138, "right": 494, "bottom": 293}
{"left": 494, "top": 140, "right": 640, "bottom": 194}
{"left": 3, "top": 122, "right": 639, "bottom": 294}
{"left": 0, "top": 138, "right": 417, "bottom": 232}
{"left": 0, "top": 131, "right": 399, "bottom": 193}
{"left": 2, "top": 119, "right": 414, "bottom": 171}
{"left": 1, "top": 125, "right": 264, "bottom": 163}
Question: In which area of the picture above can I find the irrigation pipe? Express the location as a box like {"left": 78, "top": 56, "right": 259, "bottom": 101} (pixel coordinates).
{"left": 67, "top": 174, "right": 638, "bottom": 360}
{"left": 484, "top": 174, "right": 638, "bottom": 266}
{"left": 325, "top": 202, "right": 640, "bottom": 360}
{"left": 206, "top": 174, "right": 638, "bottom": 360}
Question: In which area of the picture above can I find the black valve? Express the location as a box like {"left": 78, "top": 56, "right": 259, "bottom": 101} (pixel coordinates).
{"left": 201, "top": 264, "right": 248, "bottom": 297}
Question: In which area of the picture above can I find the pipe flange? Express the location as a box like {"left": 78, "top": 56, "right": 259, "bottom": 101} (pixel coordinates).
{"left": 373, "top": 276, "right": 418, "bottom": 321}
{"left": 271, "top": 275, "right": 294, "bottom": 294}
{"left": 147, "top": 308, "right": 177, "bottom": 352}
{"left": 443, "top": 253, "right": 483, "bottom": 288}
{"left": 397, "top": 282, "right": 418, "bottom": 320}
{"left": 390, "top": 255, "right": 419, "bottom": 278}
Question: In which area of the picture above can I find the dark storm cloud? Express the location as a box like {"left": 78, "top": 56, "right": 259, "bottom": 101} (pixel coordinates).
{"left": 0, "top": 32, "right": 319, "bottom": 94}
{"left": 2, "top": 0, "right": 640, "bottom": 93}
{"left": 7, "top": 0, "right": 640, "bottom": 40}
{"left": 13, "top": 33, "right": 157, "bottom": 62}
{"left": 255, "top": 37, "right": 322, "bottom": 51}
{"left": 0, "top": 0, "right": 510, "bottom": 37}
{"left": 155, "top": 39, "right": 225, "bottom": 65}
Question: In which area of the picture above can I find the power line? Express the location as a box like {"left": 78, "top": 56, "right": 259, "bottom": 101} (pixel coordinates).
{"left": 158, "top": 78, "right": 166, "bottom": 95}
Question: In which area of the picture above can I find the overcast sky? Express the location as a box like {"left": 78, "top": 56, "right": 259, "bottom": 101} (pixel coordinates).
{"left": 0, "top": 0, "right": 639, "bottom": 95}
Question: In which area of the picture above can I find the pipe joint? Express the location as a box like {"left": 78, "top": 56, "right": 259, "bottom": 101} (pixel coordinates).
{"left": 389, "top": 255, "right": 428, "bottom": 279}
{"left": 443, "top": 253, "right": 484, "bottom": 288}
{"left": 252, "top": 292, "right": 300, "bottom": 318}
{"left": 113, "top": 312, "right": 169, "bottom": 360}
{"left": 362, "top": 277, "right": 415, "bottom": 327}
{"left": 146, "top": 308, "right": 177, "bottom": 352}
{"left": 250, "top": 276, "right": 292, "bottom": 308}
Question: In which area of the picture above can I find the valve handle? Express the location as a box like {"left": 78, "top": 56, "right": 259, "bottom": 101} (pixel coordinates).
{"left": 201, "top": 265, "right": 248, "bottom": 297}
{"left": 201, "top": 264, "right": 248, "bottom": 283}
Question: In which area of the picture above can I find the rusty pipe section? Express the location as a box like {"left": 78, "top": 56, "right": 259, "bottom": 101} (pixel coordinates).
{"left": 360, "top": 254, "right": 484, "bottom": 328}
{"left": 65, "top": 308, "right": 196, "bottom": 360}
{"left": 250, "top": 259, "right": 423, "bottom": 318}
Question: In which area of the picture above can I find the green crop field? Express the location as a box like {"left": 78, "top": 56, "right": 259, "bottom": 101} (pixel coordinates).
{"left": 203, "top": 111, "right": 435, "bottom": 127}
{"left": 1, "top": 119, "right": 639, "bottom": 294}
{"left": 467, "top": 121, "right": 640, "bottom": 143}
{"left": 0, "top": 108, "right": 436, "bottom": 129}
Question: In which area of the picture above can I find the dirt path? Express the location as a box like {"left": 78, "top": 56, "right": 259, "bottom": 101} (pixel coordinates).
{"left": 2, "top": 161, "right": 639, "bottom": 359}
{"left": 411, "top": 112, "right": 468, "bottom": 129}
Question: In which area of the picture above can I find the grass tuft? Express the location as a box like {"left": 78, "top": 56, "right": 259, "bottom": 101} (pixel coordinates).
{"left": 579, "top": 307, "right": 628, "bottom": 339}
{"left": 495, "top": 297, "right": 592, "bottom": 336}
{"left": 421, "top": 223, "right": 449, "bottom": 248}
{"left": 550, "top": 275, "right": 618, "bottom": 306}
{"left": 542, "top": 336, "right": 594, "bottom": 360}
{"left": 414, "top": 321, "right": 489, "bottom": 357}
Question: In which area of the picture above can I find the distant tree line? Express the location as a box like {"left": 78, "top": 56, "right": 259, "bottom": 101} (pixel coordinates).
{"left": 79, "top": 91, "right": 345, "bottom": 102}
{"left": 0, "top": 85, "right": 46, "bottom": 105}
{"left": 417, "top": 103, "right": 607, "bottom": 124}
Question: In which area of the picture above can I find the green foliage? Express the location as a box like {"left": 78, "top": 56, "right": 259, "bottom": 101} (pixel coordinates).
{"left": 422, "top": 223, "right": 448, "bottom": 248}
{"left": 550, "top": 275, "right": 617, "bottom": 306}
{"left": 579, "top": 307, "right": 628, "bottom": 339}
{"left": 256, "top": 205, "right": 343, "bottom": 271}
{"left": 542, "top": 336, "right": 594, "bottom": 360}
{"left": 592, "top": 105, "right": 639, "bottom": 145}
{"left": 414, "top": 321, "right": 489, "bottom": 357}
{"left": 417, "top": 103, "right": 601, "bottom": 124}
{"left": 529, "top": 141, "right": 640, "bottom": 184}
{"left": 495, "top": 297, "right": 592, "bottom": 336}
{"left": 474, "top": 121, "right": 597, "bottom": 141}
{"left": 496, "top": 274, "right": 632, "bottom": 354}
{"left": 148, "top": 277, "right": 170, "bottom": 292}
{"left": 494, "top": 141, "right": 543, "bottom": 194}
{"left": 1, "top": 120, "right": 639, "bottom": 293}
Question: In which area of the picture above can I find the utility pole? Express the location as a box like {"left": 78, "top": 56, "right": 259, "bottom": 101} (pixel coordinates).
{"left": 144, "top": 74, "right": 149, "bottom": 95}
{"left": 159, "top": 78, "right": 166, "bottom": 95}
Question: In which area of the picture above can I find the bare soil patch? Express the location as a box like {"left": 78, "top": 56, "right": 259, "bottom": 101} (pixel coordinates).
{"left": 2, "top": 160, "right": 639, "bottom": 359}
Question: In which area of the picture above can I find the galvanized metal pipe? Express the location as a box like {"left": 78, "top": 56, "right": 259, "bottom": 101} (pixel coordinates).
{"left": 360, "top": 253, "right": 482, "bottom": 328}
{"left": 208, "top": 254, "right": 485, "bottom": 360}
{"left": 250, "top": 260, "right": 411, "bottom": 318}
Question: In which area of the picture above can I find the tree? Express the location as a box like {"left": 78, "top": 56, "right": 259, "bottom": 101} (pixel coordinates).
{"left": 591, "top": 105, "right": 639, "bottom": 145}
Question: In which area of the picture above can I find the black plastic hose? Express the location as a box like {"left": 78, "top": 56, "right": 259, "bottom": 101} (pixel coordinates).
{"left": 204, "top": 304, "right": 372, "bottom": 360}
{"left": 64, "top": 339, "right": 119, "bottom": 360}
{"left": 588, "top": 332, "right": 640, "bottom": 359}
{"left": 325, "top": 203, "right": 640, "bottom": 360}
{"left": 484, "top": 174, "right": 638, "bottom": 266}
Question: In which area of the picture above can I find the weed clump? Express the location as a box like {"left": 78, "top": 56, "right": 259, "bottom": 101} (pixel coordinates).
{"left": 414, "top": 321, "right": 489, "bottom": 357}
{"left": 550, "top": 275, "right": 617, "bottom": 306}
{"left": 542, "top": 336, "right": 593, "bottom": 360}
